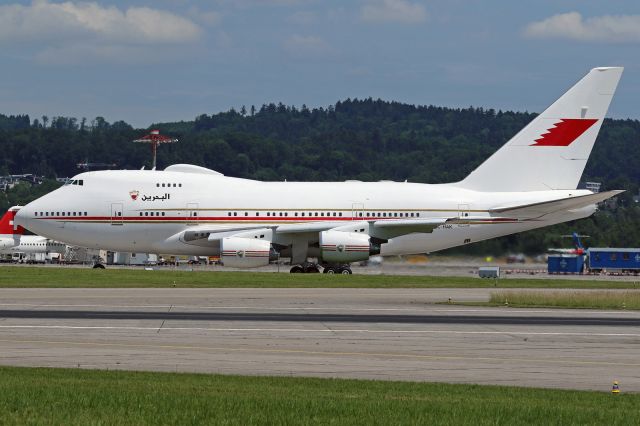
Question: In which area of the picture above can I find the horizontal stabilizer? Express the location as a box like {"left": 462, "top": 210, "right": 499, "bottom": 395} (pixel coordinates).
{"left": 489, "top": 190, "right": 623, "bottom": 219}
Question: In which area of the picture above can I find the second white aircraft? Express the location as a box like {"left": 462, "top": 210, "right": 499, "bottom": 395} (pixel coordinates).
{"left": 15, "top": 67, "right": 623, "bottom": 273}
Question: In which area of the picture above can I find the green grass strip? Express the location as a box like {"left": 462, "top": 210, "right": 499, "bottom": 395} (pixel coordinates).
{"left": 490, "top": 290, "right": 640, "bottom": 310}
{"left": 0, "top": 366, "right": 637, "bottom": 425}
{"left": 1, "top": 266, "right": 640, "bottom": 288}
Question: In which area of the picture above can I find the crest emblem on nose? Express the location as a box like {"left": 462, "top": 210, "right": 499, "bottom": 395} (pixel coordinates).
{"left": 129, "top": 190, "right": 139, "bottom": 201}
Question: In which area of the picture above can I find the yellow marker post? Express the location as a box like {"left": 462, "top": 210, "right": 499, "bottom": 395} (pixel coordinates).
{"left": 612, "top": 380, "right": 620, "bottom": 394}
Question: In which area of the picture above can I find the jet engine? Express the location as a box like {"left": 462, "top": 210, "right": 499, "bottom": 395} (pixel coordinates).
{"left": 319, "top": 230, "right": 372, "bottom": 263}
{"left": 221, "top": 237, "right": 271, "bottom": 268}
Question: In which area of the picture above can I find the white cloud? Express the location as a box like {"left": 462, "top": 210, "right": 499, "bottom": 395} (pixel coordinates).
{"left": 283, "top": 35, "right": 335, "bottom": 58}
{"left": 524, "top": 12, "right": 640, "bottom": 43}
{"left": 0, "top": 0, "right": 203, "bottom": 44}
{"left": 360, "top": 0, "right": 427, "bottom": 24}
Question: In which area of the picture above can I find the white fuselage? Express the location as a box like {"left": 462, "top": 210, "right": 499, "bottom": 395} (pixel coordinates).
{"left": 15, "top": 169, "right": 595, "bottom": 257}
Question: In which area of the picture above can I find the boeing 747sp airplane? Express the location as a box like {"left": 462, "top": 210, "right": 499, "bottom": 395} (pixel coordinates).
{"left": 15, "top": 67, "right": 624, "bottom": 273}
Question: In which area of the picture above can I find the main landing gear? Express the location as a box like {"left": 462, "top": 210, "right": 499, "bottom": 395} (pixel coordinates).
{"left": 290, "top": 262, "right": 320, "bottom": 273}
{"left": 289, "top": 263, "right": 352, "bottom": 274}
{"left": 323, "top": 265, "right": 352, "bottom": 275}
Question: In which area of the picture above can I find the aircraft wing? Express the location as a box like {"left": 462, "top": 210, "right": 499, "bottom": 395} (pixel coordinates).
{"left": 489, "top": 190, "right": 623, "bottom": 220}
{"left": 180, "top": 218, "right": 450, "bottom": 245}
{"left": 367, "top": 218, "right": 447, "bottom": 239}
{"left": 277, "top": 218, "right": 447, "bottom": 239}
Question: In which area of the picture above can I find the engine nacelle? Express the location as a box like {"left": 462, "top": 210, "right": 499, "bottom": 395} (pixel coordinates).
{"left": 221, "top": 237, "right": 271, "bottom": 268}
{"left": 320, "top": 230, "right": 371, "bottom": 263}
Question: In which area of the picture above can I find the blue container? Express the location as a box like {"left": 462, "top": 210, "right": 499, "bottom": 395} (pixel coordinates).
{"left": 587, "top": 248, "right": 640, "bottom": 272}
{"left": 548, "top": 255, "right": 584, "bottom": 274}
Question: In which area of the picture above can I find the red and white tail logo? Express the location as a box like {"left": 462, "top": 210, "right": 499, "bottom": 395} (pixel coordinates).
{"left": 0, "top": 207, "right": 24, "bottom": 236}
{"left": 531, "top": 118, "right": 598, "bottom": 147}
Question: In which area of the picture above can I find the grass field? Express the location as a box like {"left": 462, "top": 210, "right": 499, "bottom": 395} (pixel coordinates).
{"left": 490, "top": 290, "right": 640, "bottom": 310}
{"left": 0, "top": 265, "right": 639, "bottom": 289}
{"left": 0, "top": 367, "right": 637, "bottom": 425}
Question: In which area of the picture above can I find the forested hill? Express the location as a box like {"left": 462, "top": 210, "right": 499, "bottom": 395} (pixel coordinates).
{"left": 1, "top": 99, "right": 640, "bottom": 254}
{"left": 1, "top": 99, "right": 639, "bottom": 193}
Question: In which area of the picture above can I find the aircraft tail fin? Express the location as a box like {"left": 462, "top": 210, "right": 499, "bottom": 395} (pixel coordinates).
{"left": 459, "top": 67, "right": 623, "bottom": 192}
{"left": 0, "top": 206, "right": 24, "bottom": 236}
{"left": 572, "top": 232, "right": 583, "bottom": 250}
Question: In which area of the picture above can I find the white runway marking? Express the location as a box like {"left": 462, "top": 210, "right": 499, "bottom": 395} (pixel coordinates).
{"left": 0, "top": 324, "right": 639, "bottom": 337}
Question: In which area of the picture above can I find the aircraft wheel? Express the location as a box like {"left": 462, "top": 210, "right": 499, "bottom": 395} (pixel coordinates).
{"left": 305, "top": 264, "right": 320, "bottom": 273}
{"left": 325, "top": 267, "right": 336, "bottom": 274}
{"left": 290, "top": 265, "right": 303, "bottom": 273}
{"left": 93, "top": 263, "right": 105, "bottom": 269}
{"left": 339, "top": 267, "right": 352, "bottom": 275}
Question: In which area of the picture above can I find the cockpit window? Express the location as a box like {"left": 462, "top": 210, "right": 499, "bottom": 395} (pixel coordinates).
{"left": 65, "top": 179, "right": 84, "bottom": 186}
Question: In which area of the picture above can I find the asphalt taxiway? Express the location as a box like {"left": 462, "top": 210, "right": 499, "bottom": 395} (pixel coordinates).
{"left": 1, "top": 288, "right": 639, "bottom": 391}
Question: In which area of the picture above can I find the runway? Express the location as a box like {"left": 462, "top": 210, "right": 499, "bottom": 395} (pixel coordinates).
{"left": 1, "top": 288, "right": 639, "bottom": 391}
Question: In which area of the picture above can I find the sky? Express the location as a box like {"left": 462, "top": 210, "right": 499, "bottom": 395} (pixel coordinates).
{"left": 0, "top": 0, "right": 639, "bottom": 128}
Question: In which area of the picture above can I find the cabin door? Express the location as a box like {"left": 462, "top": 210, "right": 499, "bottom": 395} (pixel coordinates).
{"left": 111, "top": 203, "right": 123, "bottom": 225}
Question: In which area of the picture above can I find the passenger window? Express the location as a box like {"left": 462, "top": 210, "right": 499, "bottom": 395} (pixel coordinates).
{"left": 156, "top": 183, "right": 160, "bottom": 187}
{"left": 162, "top": 183, "right": 165, "bottom": 187}
{"left": 256, "top": 212, "right": 260, "bottom": 216}
{"left": 161, "top": 212, "right": 165, "bottom": 216}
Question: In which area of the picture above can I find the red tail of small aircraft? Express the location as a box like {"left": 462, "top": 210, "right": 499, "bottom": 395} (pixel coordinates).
{"left": 0, "top": 207, "right": 24, "bottom": 236}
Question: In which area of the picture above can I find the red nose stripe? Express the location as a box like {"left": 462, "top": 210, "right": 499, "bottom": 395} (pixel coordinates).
{"left": 531, "top": 118, "right": 598, "bottom": 147}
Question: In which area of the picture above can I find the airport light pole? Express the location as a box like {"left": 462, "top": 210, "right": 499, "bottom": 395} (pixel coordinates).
{"left": 133, "top": 130, "right": 178, "bottom": 169}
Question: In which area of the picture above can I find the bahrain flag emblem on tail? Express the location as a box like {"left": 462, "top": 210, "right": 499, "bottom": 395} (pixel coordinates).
{"left": 531, "top": 118, "right": 598, "bottom": 146}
